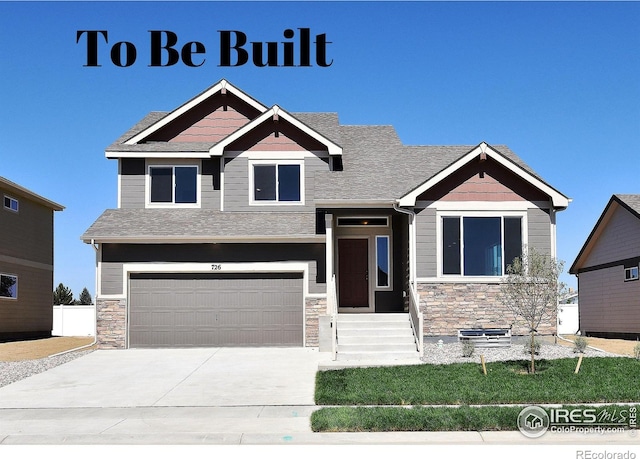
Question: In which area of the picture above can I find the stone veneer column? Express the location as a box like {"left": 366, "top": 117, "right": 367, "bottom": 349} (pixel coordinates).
{"left": 305, "top": 297, "right": 327, "bottom": 347}
{"left": 96, "top": 298, "right": 126, "bottom": 349}
{"left": 417, "top": 283, "right": 556, "bottom": 337}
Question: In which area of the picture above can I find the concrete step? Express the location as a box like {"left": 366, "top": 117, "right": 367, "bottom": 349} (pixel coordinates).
{"left": 338, "top": 335, "right": 416, "bottom": 345}
{"left": 336, "top": 351, "right": 421, "bottom": 361}
{"left": 337, "top": 313, "right": 409, "bottom": 322}
{"left": 338, "top": 327, "right": 414, "bottom": 338}
{"left": 338, "top": 321, "right": 413, "bottom": 330}
{"left": 338, "top": 343, "right": 418, "bottom": 353}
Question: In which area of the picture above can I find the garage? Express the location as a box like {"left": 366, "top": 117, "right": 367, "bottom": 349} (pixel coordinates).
{"left": 128, "top": 272, "right": 304, "bottom": 348}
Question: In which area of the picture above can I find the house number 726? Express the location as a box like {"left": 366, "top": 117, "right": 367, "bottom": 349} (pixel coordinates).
{"left": 211, "top": 264, "right": 222, "bottom": 271}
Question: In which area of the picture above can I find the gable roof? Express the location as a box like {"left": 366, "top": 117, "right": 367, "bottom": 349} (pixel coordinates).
{"left": 0, "top": 176, "right": 64, "bottom": 211}
{"left": 397, "top": 142, "right": 570, "bottom": 209}
{"left": 569, "top": 194, "right": 640, "bottom": 274}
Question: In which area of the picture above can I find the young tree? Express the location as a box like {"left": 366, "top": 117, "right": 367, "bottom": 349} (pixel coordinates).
{"left": 53, "top": 283, "right": 74, "bottom": 305}
{"left": 499, "top": 246, "right": 567, "bottom": 374}
{"left": 78, "top": 287, "right": 93, "bottom": 305}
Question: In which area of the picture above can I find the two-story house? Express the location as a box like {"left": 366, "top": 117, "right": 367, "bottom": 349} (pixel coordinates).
{"left": 0, "top": 176, "right": 64, "bottom": 341}
{"left": 82, "top": 80, "right": 569, "bottom": 355}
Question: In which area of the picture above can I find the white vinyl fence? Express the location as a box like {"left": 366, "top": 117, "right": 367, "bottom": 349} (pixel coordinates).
{"left": 52, "top": 305, "right": 95, "bottom": 337}
{"left": 557, "top": 303, "right": 579, "bottom": 335}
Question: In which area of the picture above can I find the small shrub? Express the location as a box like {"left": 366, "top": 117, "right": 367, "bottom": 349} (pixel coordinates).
{"left": 461, "top": 340, "right": 475, "bottom": 357}
{"left": 573, "top": 336, "right": 588, "bottom": 353}
{"left": 523, "top": 337, "right": 541, "bottom": 355}
{"left": 634, "top": 342, "right": 640, "bottom": 360}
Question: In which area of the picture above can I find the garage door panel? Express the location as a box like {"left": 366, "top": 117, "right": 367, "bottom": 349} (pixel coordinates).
{"left": 129, "top": 273, "right": 304, "bottom": 348}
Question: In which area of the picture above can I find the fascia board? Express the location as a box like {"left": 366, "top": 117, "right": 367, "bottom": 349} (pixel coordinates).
{"left": 398, "top": 143, "right": 570, "bottom": 209}
{"left": 210, "top": 105, "right": 343, "bottom": 157}
{"left": 105, "top": 151, "right": 212, "bottom": 159}
{"left": 123, "top": 80, "right": 268, "bottom": 146}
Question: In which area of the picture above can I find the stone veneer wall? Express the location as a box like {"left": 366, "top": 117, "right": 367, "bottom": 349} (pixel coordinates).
{"left": 417, "top": 283, "right": 556, "bottom": 336}
{"left": 305, "top": 297, "right": 327, "bottom": 347}
{"left": 96, "top": 298, "right": 126, "bottom": 349}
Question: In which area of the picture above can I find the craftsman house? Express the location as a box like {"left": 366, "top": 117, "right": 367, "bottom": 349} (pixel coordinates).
{"left": 82, "top": 80, "right": 569, "bottom": 358}
{"left": 0, "top": 176, "right": 64, "bottom": 341}
{"left": 570, "top": 194, "right": 640, "bottom": 340}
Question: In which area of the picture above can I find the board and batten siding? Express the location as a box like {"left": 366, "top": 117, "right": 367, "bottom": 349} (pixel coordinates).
{"left": 222, "top": 155, "right": 329, "bottom": 212}
{"left": 414, "top": 206, "right": 552, "bottom": 277}
{"left": 579, "top": 266, "right": 640, "bottom": 334}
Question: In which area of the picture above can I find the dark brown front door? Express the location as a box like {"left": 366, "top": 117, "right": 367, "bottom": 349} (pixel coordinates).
{"left": 338, "top": 238, "right": 369, "bottom": 307}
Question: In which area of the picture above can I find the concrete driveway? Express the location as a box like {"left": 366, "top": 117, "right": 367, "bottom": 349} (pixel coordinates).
{"left": 0, "top": 347, "right": 323, "bottom": 409}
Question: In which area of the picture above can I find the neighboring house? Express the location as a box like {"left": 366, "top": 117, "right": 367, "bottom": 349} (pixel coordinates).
{"left": 569, "top": 194, "right": 640, "bottom": 340}
{"left": 82, "top": 80, "right": 570, "bottom": 350}
{"left": 0, "top": 176, "right": 64, "bottom": 341}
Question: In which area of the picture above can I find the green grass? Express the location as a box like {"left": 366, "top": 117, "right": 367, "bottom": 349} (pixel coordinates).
{"left": 315, "top": 357, "right": 640, "bottom": 405}
{"left": 310, "top": 405, "right": 640, "bottom": 432}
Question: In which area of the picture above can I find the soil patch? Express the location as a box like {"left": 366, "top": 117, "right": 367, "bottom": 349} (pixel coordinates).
{"left": 0, "top": 336, "right": 96, "bottom": 362}
{"left": 556, "top": 334, "right": 637, "bottom": 357}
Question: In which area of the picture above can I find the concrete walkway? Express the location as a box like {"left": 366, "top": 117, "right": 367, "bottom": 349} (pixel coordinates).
{"left": 0, "top": 348, "right": 638, "bottom": 446}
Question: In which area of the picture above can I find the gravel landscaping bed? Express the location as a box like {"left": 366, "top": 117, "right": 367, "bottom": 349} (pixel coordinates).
{"left": 421, "top": 340, "right": 622, "bottom": 365}
{"left": 0, "top": 350, "right": 94, "bottom": 388}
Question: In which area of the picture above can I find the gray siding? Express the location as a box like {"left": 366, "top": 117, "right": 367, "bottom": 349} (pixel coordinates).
{"left": 582, "top": 205, "right": 640, "bottom": 268}
{"left": 223, "top": 155, "right": 329, "bottom": 212}
{"left": 0, "top": 260, "right": 53, "bottom": 335}
{"left": 101, "top": 262, "right": 124, "bottom": 295}
{"left": 527, "top": 207, "right": 551, "bottom": 255}
{"left": 119, "top": 159, "right": 221, "bottom": 210}
{"left": 415, "top": 208, "right": 437, "bottom": 277}
{"left": 579, "top": 266, "right": 640, "bottom": 334}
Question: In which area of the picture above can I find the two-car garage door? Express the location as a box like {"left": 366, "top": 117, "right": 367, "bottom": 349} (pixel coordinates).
{"left": 128, "top": 273, "right": 304, "bottom": 348}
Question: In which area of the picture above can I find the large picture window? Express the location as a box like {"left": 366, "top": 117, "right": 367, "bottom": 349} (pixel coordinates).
{"left": 252, "top": 163, "right": 302, "bottom": 203}
{"left": 0, "top": 274, "right": 17, "bottom": 299}
{"left": 149, "top": 166, "right": 198, "bottom": 204}
{"left": 442, "top": 215, "right": 523, "bottom": 276}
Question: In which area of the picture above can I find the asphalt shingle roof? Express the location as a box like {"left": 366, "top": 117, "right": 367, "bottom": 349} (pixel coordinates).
{"left": 615, "top": 194, "right": 640, "bottom": 216}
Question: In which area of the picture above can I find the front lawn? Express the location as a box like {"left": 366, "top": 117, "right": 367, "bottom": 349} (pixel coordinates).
{"left": 315, "top": 357, "right": 639, "bottom": 405}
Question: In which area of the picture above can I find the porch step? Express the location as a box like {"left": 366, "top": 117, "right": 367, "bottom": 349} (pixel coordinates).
{"left": 335, "top": 313, "right": 420, "bottom": 362}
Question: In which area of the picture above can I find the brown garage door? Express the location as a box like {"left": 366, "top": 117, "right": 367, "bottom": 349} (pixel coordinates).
{"left": 129, "top": 273, "right": 304, "bottom": 348}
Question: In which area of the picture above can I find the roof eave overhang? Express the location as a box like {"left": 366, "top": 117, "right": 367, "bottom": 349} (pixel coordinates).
{"left": 0, "top": 177, "right": 64, "bottom": 211}
{"left": 105, "top": 151, "right": 212, "bottom": 159}
{"left": 82, "top": 235, "right": 325, "bottom": 244}
{"left": 397, "top": 142, "right": 571, "bottom": 209}
{"left": 209, "top": 105, "right": 343, "bottom": 157}
{"left": 314, "top": 199, "right": 396, "bottom": 208}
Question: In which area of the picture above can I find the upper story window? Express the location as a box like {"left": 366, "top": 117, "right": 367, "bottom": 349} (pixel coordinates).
{"left": 148, "top": 165, "right": 198, "bottom": 206}
{"left": 441, "top": 215, "right": 523, "bottom": 277}
{"left": 250, "top": 161, "right": 303, "bottom": 205}
{"left": 0, "top": 274, "right": 17, "bottom": 299}
{"left": 3, "top": 195, "right": 18, "bottom": 212}
{"left": 625, "top": 266, "right": 639, "bottom": 282}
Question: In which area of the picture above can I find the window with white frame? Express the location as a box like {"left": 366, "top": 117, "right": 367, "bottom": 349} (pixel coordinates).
{"left": 3, "top": 195, "right": 18, "bottom": 212}
{"left": 376, "top": 235, "right": 391, "bottom": 288}
{"left": 149, "top": 166, "right": 198, "bottom": 205}
{"left": 442, "top": 215, "right": 523, "bottom": 276}
{"left": 0, "top": 274, "right": 17, "bottom": 299}
{"left": 251, "top": 161, "right": 302, "bottom": 204}
{"left": 624, "top": 266, "right": 639, "bottom": 282}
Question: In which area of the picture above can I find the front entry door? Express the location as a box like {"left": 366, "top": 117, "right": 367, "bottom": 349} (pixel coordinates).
{"left": 338, "top": 238, "right": 369, "bottom": 308}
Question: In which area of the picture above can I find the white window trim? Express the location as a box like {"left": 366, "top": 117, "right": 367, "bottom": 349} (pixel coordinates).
{"left": 0, "top": 273, "right": 18, "bottom": 299}
{"left": 248, "top": 159, "right": 305, "bottom": 206}
{"left": 375, "top": 235, "right": 392, "bottom": 289}
{"left": 145, "top": 164, "right": 201, "bottom": 208}
{"left": 3, "top": 195, "right": 19, "bottom": 213}
{"left": 436, "top": 210, "right": 528, "bottom": 279}
{"left": 624, "top": 266, "right": 639, "bottom": 282}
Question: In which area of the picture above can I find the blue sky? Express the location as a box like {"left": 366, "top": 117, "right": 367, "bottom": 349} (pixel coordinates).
{"left": 1, "top": 1, "right": 638, "bottom": 298}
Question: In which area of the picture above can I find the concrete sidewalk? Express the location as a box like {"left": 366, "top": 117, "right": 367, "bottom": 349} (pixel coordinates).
{"left": 0, "top": 348, "right": 638, "bottom": 446}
